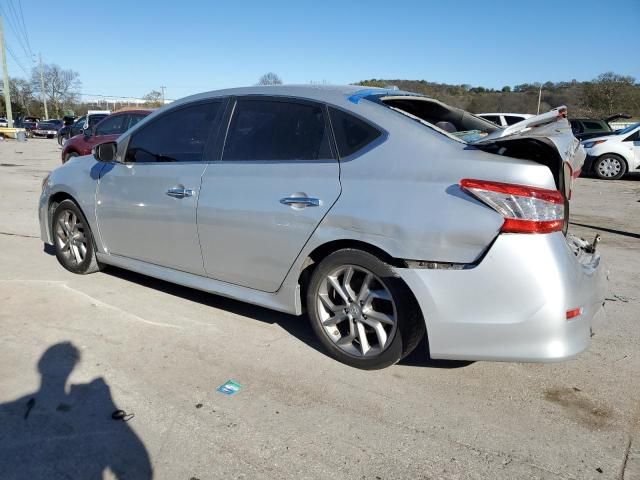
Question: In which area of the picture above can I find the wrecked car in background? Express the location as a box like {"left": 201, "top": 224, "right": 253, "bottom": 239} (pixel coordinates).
{"left": 39, "top": 85, "right": 607, "bottom": 369}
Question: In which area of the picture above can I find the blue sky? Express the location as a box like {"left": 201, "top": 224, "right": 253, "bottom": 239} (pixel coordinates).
{"left": 2, "top": 0, "right": 639, "bottom": 100}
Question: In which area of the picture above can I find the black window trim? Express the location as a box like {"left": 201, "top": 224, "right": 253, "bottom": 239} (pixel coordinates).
{"left": 122, "top": 98, "right": 228, "bottom": 164}
{"left": 219, "top": 95, "right": 337, "bottom": 163}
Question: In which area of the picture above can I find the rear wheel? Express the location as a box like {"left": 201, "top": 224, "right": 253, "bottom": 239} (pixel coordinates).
{"left": 52, "top": 200, "right": 101, "bottom": 274}
{"left": 594, "top": 154, "right": 626, "bottom": 180}
{"left": 307, "top": 249, "right": 424, "bottom": 369}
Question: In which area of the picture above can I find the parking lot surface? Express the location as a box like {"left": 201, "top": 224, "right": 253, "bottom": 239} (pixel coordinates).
{"left": 0, "top": 139, "right": 639, "bottom": 479}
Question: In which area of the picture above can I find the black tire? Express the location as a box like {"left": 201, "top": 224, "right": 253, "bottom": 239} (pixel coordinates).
{"left": 57, "top": 134, "right": 64, "bottom": 146}
{"left": 594, "top": 154, "right": 627, "bottom": 180}
{"left": 306, "top": 248, "right": 425, "bottom": 370}
{"left": 63, "top": 152, "right": 78, "bottom": 163}
{"left": 52, "top": 200, "right": 102, "bottom": 274}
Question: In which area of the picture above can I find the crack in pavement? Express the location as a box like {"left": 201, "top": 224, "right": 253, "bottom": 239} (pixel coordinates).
{"left": 0, "top": 231, "right": 39, "bottom": 239}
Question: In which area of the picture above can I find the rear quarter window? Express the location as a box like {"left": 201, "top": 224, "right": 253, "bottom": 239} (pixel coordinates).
{"left": 329, "top": 107, "right": 381, "bottom": 158}
{"left": 504, "top": 115, "right": 525, "bottom": 126}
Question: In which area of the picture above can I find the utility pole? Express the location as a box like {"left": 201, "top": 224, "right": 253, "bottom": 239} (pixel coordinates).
{"left": 160, "top": 85, "right": 166, "bottom": 105}
{"left": 0, "top": 15, "right": 13, "bottom": 128}
{"left": 536, "top": 85, "right": 542, "bottom": 115}
{"left": 39, "top": 53, "right": 49, "bottom": 120}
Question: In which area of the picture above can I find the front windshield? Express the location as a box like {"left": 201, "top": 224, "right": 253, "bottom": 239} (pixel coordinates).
{"left": 615, "top": 122, "right": 640, "bottom": 135}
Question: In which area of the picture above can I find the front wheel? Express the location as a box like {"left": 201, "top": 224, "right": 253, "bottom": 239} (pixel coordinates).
{"left": 594, "top": 154, "right": 627, "bottom": 180}
{"left": 52, "top": 200, "right": 102, "bottom": 274}
{"left": 306, "top": 249, "right": 425, "bottom": 369}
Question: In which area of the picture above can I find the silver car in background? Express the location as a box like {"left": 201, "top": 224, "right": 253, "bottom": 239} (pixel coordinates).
{"left": 39, "top": 85, "right": 607, "bottom": 369}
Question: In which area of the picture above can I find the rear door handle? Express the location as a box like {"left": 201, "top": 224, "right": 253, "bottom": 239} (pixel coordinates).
{"left": 166, "top": 186, "right": 195, "bottom": 198}
{"left": 280, "top": 196, "right": 321, "bottom": 208}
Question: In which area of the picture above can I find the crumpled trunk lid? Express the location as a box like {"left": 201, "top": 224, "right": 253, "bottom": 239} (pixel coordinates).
{"left": 472, "top": 106, "right": 585, "bottom": 201}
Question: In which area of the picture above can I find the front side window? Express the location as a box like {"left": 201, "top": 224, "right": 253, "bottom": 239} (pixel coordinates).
{"left": 481, "top": 115, "right": 502, "bottom": 126}
{"left": 95, "top": 115, "right": 127, "bottom": 136}
{"left": 223, "top": 99, "right": 332, "bottom": 161}
{"left": 329, "top": 107, "right": 382, "bottom": 158}
{"left": 126, "top": 102, "right": 221, "bottom": 163}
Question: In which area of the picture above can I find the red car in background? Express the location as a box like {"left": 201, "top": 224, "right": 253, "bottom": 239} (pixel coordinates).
{"left": 61, "top": 110, "right": 152, "bottom": 163}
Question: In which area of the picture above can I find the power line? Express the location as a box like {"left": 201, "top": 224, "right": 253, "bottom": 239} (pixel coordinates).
{"left": 0, "top": 3, "right": 30, "bottom": 59}
{"left": 4, "top": 41, "right": 29, "bottom": 77}
{"left": 15, "top": 0, "right": 32, "bottom": 56}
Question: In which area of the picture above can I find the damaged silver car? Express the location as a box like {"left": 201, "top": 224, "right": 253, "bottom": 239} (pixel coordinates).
{"left": 39, "top": 85, "right": 607, "bottom": 369}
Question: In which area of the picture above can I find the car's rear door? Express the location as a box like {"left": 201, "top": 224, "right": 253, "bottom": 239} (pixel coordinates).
{"left": 197, "top": 96, "right": 341, "bottom": 292}
{"left": 96, "top": 100, "right": 225, "bottom": 275}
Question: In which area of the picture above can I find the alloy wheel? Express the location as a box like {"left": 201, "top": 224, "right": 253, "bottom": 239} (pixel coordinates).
{"left": 55, "top": 209, "right": 88, "bottom": 266}
{"left": 315, "top": 265, "right": 397, "bottom": 357}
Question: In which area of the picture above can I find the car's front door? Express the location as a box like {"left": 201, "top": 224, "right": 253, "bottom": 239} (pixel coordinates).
{"left": 96, "top": 100, "right": 225, "bottom": 275}
{"left": 197, "top": 97, "right": 341, "bottom": 292}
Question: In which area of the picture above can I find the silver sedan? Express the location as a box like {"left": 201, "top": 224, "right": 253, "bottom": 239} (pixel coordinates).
{"left": 39, "top": 85, "right": 607, "bottom": 369}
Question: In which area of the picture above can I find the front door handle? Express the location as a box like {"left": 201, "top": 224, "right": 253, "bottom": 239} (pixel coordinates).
{"left": 166, "top": 186, "right": 195, "bottom": 198}
{"left": 280, "top": 196, "right": 321, "bottom": 208}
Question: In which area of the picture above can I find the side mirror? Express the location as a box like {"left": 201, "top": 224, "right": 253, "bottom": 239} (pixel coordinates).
{"left": 93, "top": 142, "right": 117, "bottom": 162}
{"left": 83, "top": 127, "right": 93, "bottom": 138}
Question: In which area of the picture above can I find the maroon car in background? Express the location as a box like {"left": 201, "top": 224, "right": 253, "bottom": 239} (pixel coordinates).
{"left": 61, "top": 110, "right": 152, "bottom": 163}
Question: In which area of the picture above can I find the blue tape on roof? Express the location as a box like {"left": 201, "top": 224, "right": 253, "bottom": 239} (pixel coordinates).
{"left": 348, "top": 89, "right": 389, "bottom": 104}
{"left": 347, "top": 88, "right": 421, "bottom": 104}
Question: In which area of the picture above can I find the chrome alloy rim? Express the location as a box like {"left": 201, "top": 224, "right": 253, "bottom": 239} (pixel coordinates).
{"left": 55, "top": 210, "right": 88, "bottom": 266}
{"left": 598, "top": 157, "right": 622, "bottom": 178}
{"left": 316, "top": 265, "right": 397, "bottom": 357}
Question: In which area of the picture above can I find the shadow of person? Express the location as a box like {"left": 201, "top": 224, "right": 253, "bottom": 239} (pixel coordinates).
{"left": 0, "top": 342, "right": 152, "bottom": 479}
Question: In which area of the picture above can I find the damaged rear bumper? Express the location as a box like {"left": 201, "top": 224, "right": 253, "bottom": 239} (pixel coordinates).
{"left": 396, "top": 232, "right": 608, "bottom": 362}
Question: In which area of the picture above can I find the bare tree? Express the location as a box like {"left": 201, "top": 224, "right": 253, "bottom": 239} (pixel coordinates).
{"left": 142, "top": 90, "right": 163, "bottom": 107}
{"left": 257, "top": 72, "right": 283, "bottom": 86}
{"left": 31, "top": 64, "right": 81, "bottom": 118}
{"left": 582, "top": 72, "right": 636, "bottom": 116}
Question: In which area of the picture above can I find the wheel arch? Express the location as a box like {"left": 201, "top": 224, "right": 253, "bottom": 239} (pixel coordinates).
{"left": 47, "top": 192, "right": 89, "bottom": 236}
{"left": 296, "top": 238, "right": 417, "bottom": 311}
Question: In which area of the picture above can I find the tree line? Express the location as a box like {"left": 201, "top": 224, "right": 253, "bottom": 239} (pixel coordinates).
{"left": 3, "top": 68, "right": 638, "bottom": 120}
{"left": 357, "top": 72, "right": 640, "bottom": 118}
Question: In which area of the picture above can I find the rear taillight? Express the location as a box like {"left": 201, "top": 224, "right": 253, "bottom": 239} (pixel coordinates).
{"left": 460, "top": 179, "right": 564, "bottom": 234}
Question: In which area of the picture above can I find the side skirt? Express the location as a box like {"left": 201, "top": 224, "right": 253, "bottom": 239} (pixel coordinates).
{"left": 95, "top": 253, "right": 302, "bottom": 315}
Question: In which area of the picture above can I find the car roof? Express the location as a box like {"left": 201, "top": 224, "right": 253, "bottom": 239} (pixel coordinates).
{"left": 570, "top": 118, "right": 607, "bottom": 122}
{"left": 110, "top": 109, "right": 153, "bottom": 115}
{"left": 170, "top": 85, "right": 430, "bottom": 109}
{"left": 478, "top": 113, "right": 533, "bottom": 116}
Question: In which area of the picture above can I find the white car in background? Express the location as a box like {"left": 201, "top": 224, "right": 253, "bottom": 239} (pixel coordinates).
{"left": 582, "top": 122, "right": 640, "bottom": 180}
{"left": 477, "top": 113, "right": 533, "bottom": 127}
{"left": 0, "top": 117, "right": 8, "bottom": 127}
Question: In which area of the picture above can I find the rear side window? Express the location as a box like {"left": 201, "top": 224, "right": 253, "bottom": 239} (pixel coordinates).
{"left": 126, "top": 102, "right": 221, "bottom": 163}
{"left": 329, "top": 107, "right": 381, "bottom": 158}
{"left": 583, "top": 121, "right": 605, "bottom": 131}
{"left": 504, "top": 115, "right": 525, "bottom": 126}
{"left": 223, "top": 99, "right": 332, "bottom": 161}
{"left": 88, "top": 115, "right": 108, "bottom": 127}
